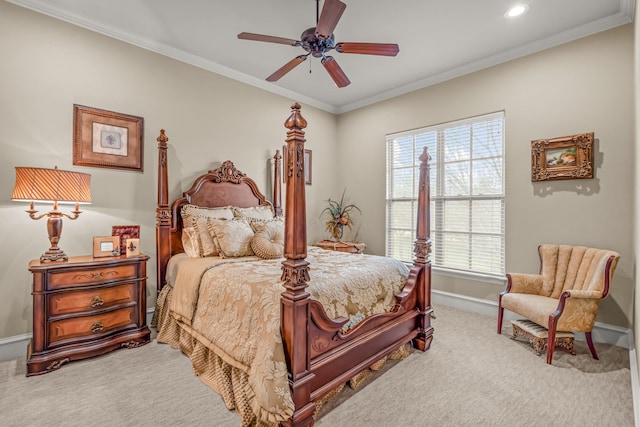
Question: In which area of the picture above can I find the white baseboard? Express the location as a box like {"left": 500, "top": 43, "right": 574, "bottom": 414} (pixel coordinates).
{"left": 0, "top": 309, "right": 157, "bottom": 363}
{"left": 629, "top": 335, "right": 639, "bottom": 427}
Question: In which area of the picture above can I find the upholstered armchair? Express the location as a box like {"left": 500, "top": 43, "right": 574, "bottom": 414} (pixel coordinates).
{"left": 497, "top": 244, "right": 620, "bottom": 364}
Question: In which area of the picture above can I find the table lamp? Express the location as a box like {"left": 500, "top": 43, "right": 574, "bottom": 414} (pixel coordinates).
{"left": 12, "top": 166, "right": 92, "bottom": 262}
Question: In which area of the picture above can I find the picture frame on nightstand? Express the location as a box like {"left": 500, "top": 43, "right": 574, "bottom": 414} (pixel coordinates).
{"left": 112, "top": 225, "right": 140, "bottom": 255}
{"left": 93, "top": 236, "right": 120, "bottom": 257}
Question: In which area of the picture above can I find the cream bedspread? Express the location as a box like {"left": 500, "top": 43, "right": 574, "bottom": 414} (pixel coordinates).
{"left": 156, "top": 246, "right": 409, "bottom": 426}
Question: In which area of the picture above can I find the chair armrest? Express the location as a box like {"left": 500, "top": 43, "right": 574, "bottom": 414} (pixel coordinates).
{"left": 562, "top": 289, "right": 602, "bottom": 299}
{"left": 551, "top": 290, "right": 603, "bottom": 330}
{"left": 505, "top": 273, "right": 543, "bottom": 295}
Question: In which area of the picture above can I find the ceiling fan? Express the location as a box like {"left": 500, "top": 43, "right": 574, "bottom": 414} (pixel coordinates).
{"left": 237, "top": 0, "right": 399, "bottom": 88}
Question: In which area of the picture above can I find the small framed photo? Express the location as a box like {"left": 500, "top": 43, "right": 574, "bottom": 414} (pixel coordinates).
{"left": 73, "top": 104, "right": 144, "bottom": 172}
{"left": 282, "top": 145, "right": 312, "bottom": 185}
{"left": 531, "top": 132, "right": 594, "bottom": 182}
{"left": 93, "top": 236, "right": 121, "bottom": 258}
{"left": 112, "top": 225, "right": 140, "bottom": 256}
{"left": 125, "top": 238, "right": 140, "bottom": 257}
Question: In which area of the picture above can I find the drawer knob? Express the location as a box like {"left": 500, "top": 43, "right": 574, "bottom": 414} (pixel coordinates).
{"left": 90, "top": 322, "right": 104, "bottom": 333}
{"left": 90, "top": 296, "right": 104, "bottom": 307}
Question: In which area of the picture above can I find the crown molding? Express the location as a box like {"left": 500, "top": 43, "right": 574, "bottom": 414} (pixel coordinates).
{"left": 7, "top": 0, "right": 635, "bottom": 115}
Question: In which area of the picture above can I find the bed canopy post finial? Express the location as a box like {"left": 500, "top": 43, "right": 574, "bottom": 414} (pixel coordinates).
{"left": 280, "top": 103, "right": 315, "bottom": 426}
{"left": 156, "top": 129, "right": 171, "bottom": 293}
{"left": 273, "top": 150, "right": 283, "bottom": 217}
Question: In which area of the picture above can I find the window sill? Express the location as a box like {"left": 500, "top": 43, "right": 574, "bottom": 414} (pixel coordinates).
{"left": 429, "top": 266, "right": 506, "bottom": 285}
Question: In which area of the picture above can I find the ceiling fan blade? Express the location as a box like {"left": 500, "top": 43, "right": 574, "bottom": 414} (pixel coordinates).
{"left": 238, "top": 32, "right": 300, "bottom": 46}
{"left": 266, "top": 55, "right": 308, "bottom": 82}
{"left": 335, "top": 42, "right": 399, "bottom": 56}
{"left": 321, "top": 56, "right": 350, "bottom": 88}
{"left": 316, "top": 0, "right": 346, "bottom": 39}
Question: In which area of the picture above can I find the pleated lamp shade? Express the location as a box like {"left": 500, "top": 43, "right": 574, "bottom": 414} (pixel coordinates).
{"left": 12, "top": 166, "right": 91, "bottom": 204}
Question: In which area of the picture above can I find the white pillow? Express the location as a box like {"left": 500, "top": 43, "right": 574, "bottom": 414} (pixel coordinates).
{"left": 251, "top": 220, "right": 285, "bottom": 259}
{"left": 181, "top": 227, "right": 200, "bottom": 258}
{"left": 181, "top": 204, "right": 234, "bottom": 256}
{"left": 207, "top": 218, "right": 255, "bottom": 258}
{"left": 233, "top": 205, "right": 274, "bottom": 221}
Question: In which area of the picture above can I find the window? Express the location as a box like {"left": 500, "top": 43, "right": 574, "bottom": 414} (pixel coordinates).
{"left": 386, "top": 111, "right": 505, "bottom": 279}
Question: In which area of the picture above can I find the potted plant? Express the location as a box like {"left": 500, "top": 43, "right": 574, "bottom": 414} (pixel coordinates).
{"left": 320, "top": 189, "right": 361, "bottom": 241}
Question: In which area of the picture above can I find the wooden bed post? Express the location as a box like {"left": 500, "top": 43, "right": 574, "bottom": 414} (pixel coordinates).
{"left": 412, "top": 147, "right": 434, "bottom": 351}
{"left": 273, "top": 150, "right": 283, "bottom": 217}
{"left": 156, "top": 129, "right": 171, "bottom": 294}
{"left": 280, "top": 103, "right": 315, "bottom": 426}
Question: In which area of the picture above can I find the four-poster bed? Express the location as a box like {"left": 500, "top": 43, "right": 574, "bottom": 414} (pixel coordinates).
{"left": 153, "top": 103, "right": 433, "bottom": 426}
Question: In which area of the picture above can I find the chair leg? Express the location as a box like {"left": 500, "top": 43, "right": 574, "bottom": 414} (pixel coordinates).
{"left": 586, "top": 332, "right": 599, "bottom": 360}
{"left": 497, "top": 306, "right": 504, "bottom": 334}
{"left": 547, "top": 317, "right": 558, "bottom": 365}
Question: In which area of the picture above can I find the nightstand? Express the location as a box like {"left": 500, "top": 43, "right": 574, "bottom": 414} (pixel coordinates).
{"left": 314, "top": 240, "right": 366, "bottom": 254}
{"left": 26, "top": 254, "right": 151, "bottom": 376}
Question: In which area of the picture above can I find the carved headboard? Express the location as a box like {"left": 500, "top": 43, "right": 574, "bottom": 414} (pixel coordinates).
{"left": 156, "top": 129, "right": 282, "bottom": 291}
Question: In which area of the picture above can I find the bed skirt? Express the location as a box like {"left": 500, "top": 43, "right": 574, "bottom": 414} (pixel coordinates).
{"left": 152, "top": 286, "right": 412, "bottom": 426}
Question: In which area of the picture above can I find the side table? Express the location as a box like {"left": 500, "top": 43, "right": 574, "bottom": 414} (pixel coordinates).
{"left": 314, "top": 240, "right": 366, "bottom": 254}
{"left": 27, "top": 254, "right": 151, "bottom": 376}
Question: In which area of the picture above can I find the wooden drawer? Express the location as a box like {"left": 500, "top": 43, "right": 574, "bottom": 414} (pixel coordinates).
{"left": 47, "top": 264, "right": 137, "bottom": 290}
{"left": 48, "top": 305, "right": 138, "bottom": 346}
{"left": 48, "top": 283, "right": 136, "bottom": 317}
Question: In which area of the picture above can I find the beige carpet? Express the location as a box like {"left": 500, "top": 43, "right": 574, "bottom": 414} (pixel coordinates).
{"left": 0, "top": 304, "right": 633, "bottom": 426}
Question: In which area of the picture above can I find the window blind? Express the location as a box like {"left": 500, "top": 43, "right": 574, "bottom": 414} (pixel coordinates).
{"left": 386, "top": 111, "right": 505, "bottom": 278}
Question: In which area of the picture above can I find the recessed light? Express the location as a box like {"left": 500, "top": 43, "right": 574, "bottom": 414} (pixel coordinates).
{"left": 505, "top": 4, "right": 529, "bottom": 18}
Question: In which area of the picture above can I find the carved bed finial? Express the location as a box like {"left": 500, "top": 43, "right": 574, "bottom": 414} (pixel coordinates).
{"left": 157, "top": 129, "right": 168, "bottom": 146}
{"left": 209, "top": 160, "right": 247, "bottom": 184}
{"left": 285, "top": 102, "right": 307, "bottom": 130}
{"left": 419, "top": 146, "right": 431, "bottom": 164}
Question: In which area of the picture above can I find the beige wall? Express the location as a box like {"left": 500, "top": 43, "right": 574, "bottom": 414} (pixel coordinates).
{"left": 0, "top": 2, "right": 635, "bottom": 340}
{"left": 337, "top": 25, "right": 635, "bottom": 328}
{"left": 0, "top": 2, "right": 337, "bottom": 339}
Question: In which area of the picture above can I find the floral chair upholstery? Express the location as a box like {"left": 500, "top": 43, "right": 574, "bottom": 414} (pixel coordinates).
{"left": 497, "top": 244, "right": 619, "bottom": 364}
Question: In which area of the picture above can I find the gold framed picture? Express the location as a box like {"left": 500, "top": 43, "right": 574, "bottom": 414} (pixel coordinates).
{"left": 531, "top": 132, "right": 594, "bottom": 182}
{"left": 73, "top": 104, "right": 144, "bottom": 171}
{"left": 93, "top": 236, "right": 121, "bottom": 257}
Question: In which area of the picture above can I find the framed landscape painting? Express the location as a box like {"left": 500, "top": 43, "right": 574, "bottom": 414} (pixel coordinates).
{"left": 531, "top": 132, "right": 593, "bottom": 182}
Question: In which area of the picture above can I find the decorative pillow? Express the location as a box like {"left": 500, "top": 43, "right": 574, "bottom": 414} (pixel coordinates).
{"left": 208, "top": 218, "right": 255, "bottom": 258}
{"left": 181, "top": 204, "right": 234, "bottom": 256}
{"left": 181, "top": 227, "right": 201, "bottom": 258}
{"left": 233, "top": 205, "right": 274, "bottom": 221}
{"left": 251, "top": 220, "right": 285, "bottom": 259}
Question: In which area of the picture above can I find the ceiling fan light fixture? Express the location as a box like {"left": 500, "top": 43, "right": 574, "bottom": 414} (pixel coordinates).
{"left": 505, "top": 4, "right": 529, "bottom": 18}
{"left": 237, "top": 0, "right": 397, "bottom": 87}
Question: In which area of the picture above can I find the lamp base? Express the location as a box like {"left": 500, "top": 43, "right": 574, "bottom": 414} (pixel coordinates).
{"left": 40, "top": 248, "right": 68, "bottom": 263}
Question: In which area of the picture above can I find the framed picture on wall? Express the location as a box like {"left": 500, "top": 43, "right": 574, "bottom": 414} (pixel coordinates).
{"left": 531, "top": 132, "right": 593, "bottom": 182}
{"left": 73, "top": 104, "right": 144, "bottom": 172}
